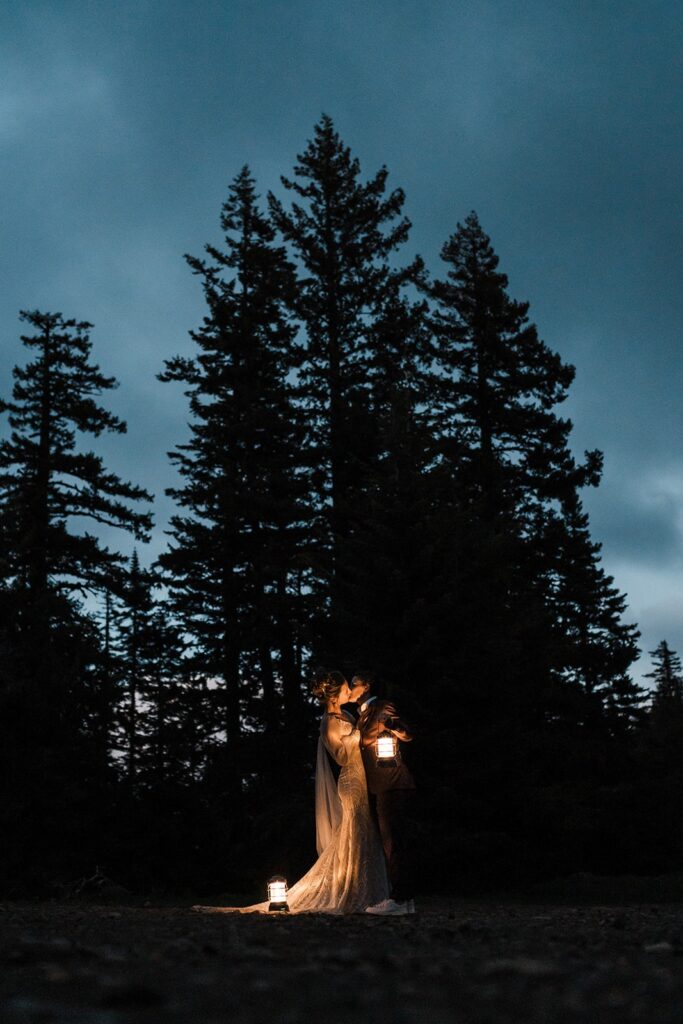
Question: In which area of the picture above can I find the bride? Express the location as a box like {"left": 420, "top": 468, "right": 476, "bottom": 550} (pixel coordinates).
{"left": 203, "top": 669, "right": 389, "bottom": 914}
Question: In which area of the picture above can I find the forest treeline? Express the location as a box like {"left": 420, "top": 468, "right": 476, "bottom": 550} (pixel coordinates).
{"left": 1, "top": 116, "right": 682, "bottom": 897}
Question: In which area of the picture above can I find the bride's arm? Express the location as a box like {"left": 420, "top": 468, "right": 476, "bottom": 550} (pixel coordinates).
{"left": 321, "top": 715, "right": 359, "bottom": 766}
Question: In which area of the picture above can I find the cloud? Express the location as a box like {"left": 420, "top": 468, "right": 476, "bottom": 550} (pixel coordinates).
{"left": 583, "top": 464, "right": 683, "bottom": 686}
{"left": 585, "top": 463, "right": 683, "bottom": 570}
{"left": 601, "top": 558, "right": 683, "bottom": 685}
{"left": 1, "top": 0, "right": 681, "bottom": 692}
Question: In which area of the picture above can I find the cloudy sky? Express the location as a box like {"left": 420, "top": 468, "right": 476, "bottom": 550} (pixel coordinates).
{"left": 2, "top": 0, "right": 681, "bottom": 685}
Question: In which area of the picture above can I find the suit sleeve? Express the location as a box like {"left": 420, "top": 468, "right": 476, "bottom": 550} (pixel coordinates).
{"left": 381, "top": 701, "right": 415, "bottom": 742}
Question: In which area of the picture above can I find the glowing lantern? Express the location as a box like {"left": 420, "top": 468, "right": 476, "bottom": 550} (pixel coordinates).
{"left": 376, "top": 730, "right": 398, "bottom": 764}
{"left": 267, "top": 875, "right": 289, "bottom": 912}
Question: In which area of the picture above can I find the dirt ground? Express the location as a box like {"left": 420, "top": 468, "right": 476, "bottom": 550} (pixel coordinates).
{"left": 2, "top": 894, "right": 683, "bottom": 1023}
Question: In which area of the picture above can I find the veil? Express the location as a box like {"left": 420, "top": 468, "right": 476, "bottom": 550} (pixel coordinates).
{"left": 314, "top": 718, "right": 343, "bottom": 855}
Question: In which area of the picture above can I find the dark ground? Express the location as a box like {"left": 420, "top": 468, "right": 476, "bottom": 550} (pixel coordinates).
{"left": 2, "top": 878, "right": 683, "bottom": 1023}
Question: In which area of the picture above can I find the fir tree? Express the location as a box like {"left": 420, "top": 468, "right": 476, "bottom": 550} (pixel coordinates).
{"left": 545, "top": 496, "right": 642, "bottom": 729}
{"left": 114, "top": 550, "right": 154, "bottom": 783}
{"left": 0, "top": 310, "right": 153, "bottom": 720}
{"left": 159, "top": 167, "right": 306, "bottom": 806}
{"left": 646, "top": 640, "right": 683, "bottom": 711}
{"left": 428, "top": 212, "right": 602, "bottom": 517}
{"left": 641, "top": 641, "right": 683, "bottom": 777}
{"left": 424, "top": 213, "right": 640, "bottom": 740}
{"left": 268, "top": 115, "right": 418, "bottom": 649}
{"left": 0, "top": 310, "right": 152, "bottom": 880}
{"left": 132, "top": 603, "right": 188, "bottom": 789}
{"left": 423, "top": 216, "right": 556, "bottom": 725}
{"left": 333, "top": 288, "right": 440, "bottom": 681}
{"left": 113, "top": 551, "right": 188, "bottom": 789}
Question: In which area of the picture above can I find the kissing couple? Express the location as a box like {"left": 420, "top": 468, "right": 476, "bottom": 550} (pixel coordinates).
{"left": 220, "top": 668, "right": 416, "bottom": 915}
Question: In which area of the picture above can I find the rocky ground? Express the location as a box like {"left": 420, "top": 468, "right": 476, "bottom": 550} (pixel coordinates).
{"left": 2, "top": 889, "right": 683, "bottom": 1023}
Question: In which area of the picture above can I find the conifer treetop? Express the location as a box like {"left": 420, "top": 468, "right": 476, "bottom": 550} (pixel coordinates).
{"left": 268, "top": 114, "right": 415, "bottom": 298}
{"left": 0, "top": 310, "right": 153, "bottom": 579}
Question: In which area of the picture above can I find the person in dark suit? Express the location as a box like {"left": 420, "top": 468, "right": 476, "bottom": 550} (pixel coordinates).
{"left": 349, "top": 670, "right": 416, "bottom": 915}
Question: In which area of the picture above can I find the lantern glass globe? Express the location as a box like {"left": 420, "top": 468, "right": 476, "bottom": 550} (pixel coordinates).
{"left": 267, "top": 875, "right": 289, "bottom": 912}
{"left": 376, "top": 732, "right": 398, "bottom": 760}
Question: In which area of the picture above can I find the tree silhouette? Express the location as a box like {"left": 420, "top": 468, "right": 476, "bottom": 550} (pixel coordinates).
{"left": 646, "top": 640, "right": 683, "bottom": 707}
{"left": 0, "top": 129, "right": 673, "bottom": 896}
{"left": 269, "top": 115, "right": 418, "bottom": 654}
{"left": 159, "top": 167, "right": 307, "bottom": 809}
{"left": 0, "top": 310, "right": 153, "bottom": 885}
{"left": 0, "top": 310, "right": 152, "bottom": 719}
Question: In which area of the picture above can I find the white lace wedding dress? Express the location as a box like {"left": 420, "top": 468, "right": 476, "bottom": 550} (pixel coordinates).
{"left": 224, "top": 711, "right": 389, "bottom": 914}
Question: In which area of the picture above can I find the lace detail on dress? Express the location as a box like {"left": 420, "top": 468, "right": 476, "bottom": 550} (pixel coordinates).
{"left": 230, "top": 713, "right": 389, "bottom": 914}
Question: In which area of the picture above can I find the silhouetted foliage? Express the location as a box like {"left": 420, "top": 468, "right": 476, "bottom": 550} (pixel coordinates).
{"left": 158, "top": 166, "right": 311, "bottom": 818}
{"left": 3, "top": 123, "right": 671, "bottom": 899}
{"left": 644, "top": 640, "right": 683, "bottom": 756}
{"left": 268, "top": 114, "right": 421, "bottom": 658}
{"left": 0, "top": 310, "right": 153, "bottom": 887}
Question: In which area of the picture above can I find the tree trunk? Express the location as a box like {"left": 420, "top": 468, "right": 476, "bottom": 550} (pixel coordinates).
{"left": 127, "top": 609, "right": 138, "bottom": 784}
{"left": 276, "top": 569, "right": 304, "bottom": 734}
{"left": 221, "top": 562, "right": 243, "bottom": 815}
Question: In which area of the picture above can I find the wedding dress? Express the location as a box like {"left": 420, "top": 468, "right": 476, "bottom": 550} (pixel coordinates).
{"left": 222, "top": 711, "right": 389, "bottom": 914}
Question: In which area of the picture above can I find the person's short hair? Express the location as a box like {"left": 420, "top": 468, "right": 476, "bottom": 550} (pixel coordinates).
{"left": 351, "top": 669, "right": 376, "bottom": 693}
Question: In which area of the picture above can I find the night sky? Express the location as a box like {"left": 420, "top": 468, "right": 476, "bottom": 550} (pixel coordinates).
{"left": 2, "top": 1, "right": 681, "bottom": 685}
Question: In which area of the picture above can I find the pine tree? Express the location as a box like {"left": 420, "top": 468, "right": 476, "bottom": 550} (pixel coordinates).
{"left": 92, "top": 581, "right": 123, "bottom": 774}
{"left": 424, "top": 214, "right": 640, "bottom": 727}
{"left": 159, "top": 167, "right": 306, "bottom": 807}
{"left": 641, "top": 641, "right": 683, "bottom": 777}
{"left": 0, "top": 310, "right": 153, "bottom": 722}
{"left": 646, "top": 640, "right": 683, "bottom": 711}
{"left": 114, "top": 550, "right": 153, "bottom": 783}
{"left": 544, "top": 496, "right": 642, "bottom": 729}
{"left": 133, "top": 603, "right": 188, "bottom": 789}
{"left": 112, "top": 551, "right": 189, "bottom": 789}
{"left": 268, "top": 115, "right": 418, "bottom": 651}
{"left": 0, "top": 310, "right": 153, "bottom": 881}
{"left": 333, "top": 288, "right": 441, "bottom": 681}
{"left": 428, "top": 212, "right": 602, "bottom": 518}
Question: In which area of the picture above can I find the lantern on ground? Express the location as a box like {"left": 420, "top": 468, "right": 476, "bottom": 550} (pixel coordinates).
{"left": 376, "top": 730, "right": 398, "bottom": 765}
{"left": 267, "top": 875, "right": 289, "bottom": 912}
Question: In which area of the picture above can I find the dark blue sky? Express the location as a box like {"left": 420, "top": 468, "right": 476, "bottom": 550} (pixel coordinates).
{"left": 2, "top": 0, "right": 681, "bottom": 684}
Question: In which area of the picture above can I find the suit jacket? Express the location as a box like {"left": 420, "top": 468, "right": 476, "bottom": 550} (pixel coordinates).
{"left": 357, "top": 697, "right": 416, "bottom": 795}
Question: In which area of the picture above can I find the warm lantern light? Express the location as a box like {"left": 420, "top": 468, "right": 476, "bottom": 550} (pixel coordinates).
{"left": 267, "top": 875, "right": 289, "bottom": 912}
{"left": 376, "top": 731, "right": 398, "bottom": 764}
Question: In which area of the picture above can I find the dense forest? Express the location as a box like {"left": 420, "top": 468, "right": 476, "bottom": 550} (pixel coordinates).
{"left": 1, "top": 116, "right": 682, "bottom": 898}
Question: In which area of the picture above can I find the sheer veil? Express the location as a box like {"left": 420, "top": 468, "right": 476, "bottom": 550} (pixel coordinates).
{"left": 191, "top": 708, "right": 389, "bottom": 914}
{"left": 314, "top": 717, "right": 343, "bottom": 855}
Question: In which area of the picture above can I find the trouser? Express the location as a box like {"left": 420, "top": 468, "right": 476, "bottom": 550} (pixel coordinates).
{"left": 371, "top": 788, "right": 416, "bottom": 902}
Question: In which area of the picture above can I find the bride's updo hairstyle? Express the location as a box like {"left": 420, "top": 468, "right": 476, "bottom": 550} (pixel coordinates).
{"left": 311, "top": 668, "right": 347, "bottom": 705}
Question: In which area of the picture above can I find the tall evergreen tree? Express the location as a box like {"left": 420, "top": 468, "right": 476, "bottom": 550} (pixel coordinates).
{"left": 159, "top": 167, "right": 306, "bottom": 807}
{"left": 132, "top": 604, "right": 188, "bottom": 790}
{"left": 115, "top": 550, "right": 155, "bottom": 784}
{"left": 646, "top": 640, "right": 683, "bottom": 711}
{"left": 0, "top": 310, "right": 152, "bottom": 721}
{"left": 113, "top": 551, "right": 188, "bottom": 789}
{"left": 268, "top": 115, "right": 418, "bottom": 652}
{"left": 428, "top": 212, "right": 602, "bottom": 518}
{"left": 333, "top": 288, "right": 441, "bottom": 682}
{"left": 425, "top": 213, "right": 638, "bottom": 727}
{"left": 90, "top": 580, "right": 123, "bottom": 775}
{"left": 543, "top": 496, "right": 642, "bottom": 730}
{"left": 0, "top": 310, "right": 153, "bottom": 881}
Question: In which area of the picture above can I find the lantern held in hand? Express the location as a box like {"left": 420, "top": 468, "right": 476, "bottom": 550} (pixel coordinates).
{"left": 267, "top": 875, "right": 289, "bottom": 912}
{"left": 376, "top": 730, "right": 399, "bottom": 766}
